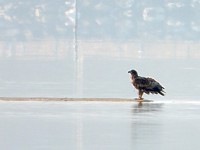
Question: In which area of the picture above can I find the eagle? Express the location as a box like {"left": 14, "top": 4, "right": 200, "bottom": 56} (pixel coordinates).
{"left": 128, "top": 69, "right": 165, "bottom": 100}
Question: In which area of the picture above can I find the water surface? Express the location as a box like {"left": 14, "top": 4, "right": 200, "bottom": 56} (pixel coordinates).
{"left": 0, "top": 101, "right": 200, "bottom": 150}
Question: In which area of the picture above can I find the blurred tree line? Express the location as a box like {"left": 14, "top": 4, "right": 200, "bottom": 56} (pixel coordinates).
{"left": 0, "top": 0, "right": 200, "bottom": 41}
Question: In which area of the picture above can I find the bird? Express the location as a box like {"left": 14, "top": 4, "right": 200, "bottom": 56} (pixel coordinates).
{"left": 128, "top": 69, "right": 165, "bottom": 100}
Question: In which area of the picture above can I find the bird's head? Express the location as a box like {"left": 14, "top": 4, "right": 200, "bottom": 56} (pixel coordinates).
{"left": 128, "top": 69, "right": 138, "bottom": 77}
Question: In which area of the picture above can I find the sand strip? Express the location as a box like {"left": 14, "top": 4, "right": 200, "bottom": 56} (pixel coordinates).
{"left": 0, "top": 97, "right": 135, "bottom": 102}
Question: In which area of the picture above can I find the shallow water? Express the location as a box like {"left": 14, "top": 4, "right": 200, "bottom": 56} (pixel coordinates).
{"left": 0, "top": 101, "right": 200, "bottom": 150}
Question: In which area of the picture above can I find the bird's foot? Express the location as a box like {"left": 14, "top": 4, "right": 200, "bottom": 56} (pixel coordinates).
{"left": 134, "top": 98, "right": 144, "bottom": 102}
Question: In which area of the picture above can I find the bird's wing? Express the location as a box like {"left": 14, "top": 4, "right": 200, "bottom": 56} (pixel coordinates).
{"left": 135, "top": 77, "right": 164, "bottom": 88}
{"left": 146, "top": 77, "right": 165, "bottom": 90}
{"left": 135, "top": 76, "right": 165, "bottom": 95}
{"left": 134, "top": 77, "right": 151, "bottom": 88}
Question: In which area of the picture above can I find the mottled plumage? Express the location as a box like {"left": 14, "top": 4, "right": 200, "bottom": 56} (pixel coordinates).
{"left": 128, "top": 70, "right": 165, "bottom": 100}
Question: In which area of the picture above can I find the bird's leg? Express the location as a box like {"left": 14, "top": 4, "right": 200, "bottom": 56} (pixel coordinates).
{"left": 138, "top": 90, "right": 144, "bottom": 100}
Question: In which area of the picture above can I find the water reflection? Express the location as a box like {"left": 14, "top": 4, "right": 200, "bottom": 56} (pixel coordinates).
{"left": 130, "top": 101, "right": 200, "bottom": 150}
{"left": 131, "top": 102, "right": 163, "bottom": 114}
{"left": 130, "top": 102, "right": 164, "bottom": 150}
{"left": 1, "top": 101, "right": 200, "bottom": 150}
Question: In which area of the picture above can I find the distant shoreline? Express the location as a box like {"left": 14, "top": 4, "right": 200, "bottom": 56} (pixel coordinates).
{"left": 0, "top": 97, "right": 134, "bottom": 102}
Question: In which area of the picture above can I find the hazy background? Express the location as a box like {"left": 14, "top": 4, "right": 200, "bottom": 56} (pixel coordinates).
{"left": 0, "top": 0, "right": 200, "bottom": 99}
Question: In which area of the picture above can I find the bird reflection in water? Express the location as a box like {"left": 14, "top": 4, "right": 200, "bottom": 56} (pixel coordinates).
{"left": 130, "top": 102, "right": 164, "bottom": 149}
{"left": 131, "top": 101, "right": 163, "bottom": 114}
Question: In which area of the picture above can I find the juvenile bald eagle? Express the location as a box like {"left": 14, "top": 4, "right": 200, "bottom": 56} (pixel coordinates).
{"left": 128, "top": 70, "right": 165, "bottom": 100}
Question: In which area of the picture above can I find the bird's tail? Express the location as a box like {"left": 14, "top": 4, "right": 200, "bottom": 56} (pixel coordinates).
{"left": 158, "top": 87, "right": 166, "bottom": 96}
{"left": 158, "top": 91, "right": 165, "bottom": 96}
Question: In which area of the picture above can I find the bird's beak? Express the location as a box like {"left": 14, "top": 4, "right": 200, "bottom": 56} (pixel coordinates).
{"left": 128, "top": 71, "right": 131, "bottom": 73}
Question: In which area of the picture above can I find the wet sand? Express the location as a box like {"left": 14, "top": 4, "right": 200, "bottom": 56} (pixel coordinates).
{"left": 0, "top": 97, "right": 136, "bottom": 102}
